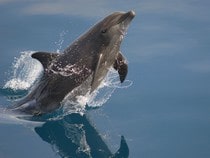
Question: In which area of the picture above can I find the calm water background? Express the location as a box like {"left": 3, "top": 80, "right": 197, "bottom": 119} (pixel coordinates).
{"left": 0, "top": 1, "right": 210, "bottom": 158}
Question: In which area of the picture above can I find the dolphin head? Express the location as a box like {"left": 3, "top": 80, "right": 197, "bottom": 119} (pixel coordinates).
{"left": 99, "top": 10, "right": 135, "bottom": 37}
{"left": 78, "top": 11, "right": 135, "bottom": 53}
{"left": 93, "top": 10, "right": 135, "bottom": 48}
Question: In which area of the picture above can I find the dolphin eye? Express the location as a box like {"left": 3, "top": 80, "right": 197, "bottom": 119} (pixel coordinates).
{"left": 101, "top": 29, "right": 107, "bottom": 34}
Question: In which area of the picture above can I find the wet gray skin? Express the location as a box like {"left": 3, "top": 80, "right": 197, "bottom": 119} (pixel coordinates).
{"left": 10, "top": 11, "right": 135, "bottom": 115}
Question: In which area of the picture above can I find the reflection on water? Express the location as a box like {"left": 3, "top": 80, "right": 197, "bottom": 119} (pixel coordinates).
{"left": 35, "top": 113, "right": 129, "bottom": 158}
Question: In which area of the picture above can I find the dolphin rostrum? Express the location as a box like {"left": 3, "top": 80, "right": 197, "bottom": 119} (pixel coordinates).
{"left": 11, "top": 11, "right": 135, "bottom": 115}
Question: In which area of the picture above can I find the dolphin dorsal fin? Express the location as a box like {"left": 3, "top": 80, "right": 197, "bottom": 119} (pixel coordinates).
{"left": 113, "top": 51, "right": 128, "bottom": 83}
{"left": 31, "top": 52, "right": 60, "bottom": 69}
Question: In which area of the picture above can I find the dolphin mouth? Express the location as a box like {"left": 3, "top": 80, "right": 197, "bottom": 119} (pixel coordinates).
{"left": 118, "top": 11, "right": 135, "bottom": 36}
{"left": 118, "top": 10, "right": 135, "bottom": 24}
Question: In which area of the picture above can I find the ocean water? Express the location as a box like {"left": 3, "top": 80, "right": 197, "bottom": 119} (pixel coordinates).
{"left": 1, "top": 1, "right": 210, "bottom": 158}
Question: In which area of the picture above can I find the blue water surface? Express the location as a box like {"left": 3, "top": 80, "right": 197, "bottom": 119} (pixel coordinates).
{"left": 0, "top": 1, "right": 210, "bottom": 158}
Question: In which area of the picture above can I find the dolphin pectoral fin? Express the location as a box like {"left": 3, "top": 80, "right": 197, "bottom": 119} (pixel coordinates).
{"left": 113, "top": 52, "right": 128, "bottom": 83}
{"left": 31, "top": 52, "right": 60, "bottom": 69}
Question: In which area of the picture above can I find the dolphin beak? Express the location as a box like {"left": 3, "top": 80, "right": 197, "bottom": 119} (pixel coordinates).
{"left": 127, "top": 10, "right": 135, "bottom": 18}
{"left": 118, "top": 11, "right": 135, "bottom": 36}
{"left": 118, "top": 10, "right": 135, "bottom": 24}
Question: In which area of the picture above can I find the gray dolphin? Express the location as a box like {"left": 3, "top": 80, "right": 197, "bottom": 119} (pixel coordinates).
{"left": 11, "top": 11, "right": 135, "bottom": 115}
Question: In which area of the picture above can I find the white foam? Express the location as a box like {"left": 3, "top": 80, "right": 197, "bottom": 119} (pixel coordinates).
{"left": 72, "top": 68, "right": 133, "bottom": 109}
{"left": 4, "top": 51, "right": 43, "bottom": 90}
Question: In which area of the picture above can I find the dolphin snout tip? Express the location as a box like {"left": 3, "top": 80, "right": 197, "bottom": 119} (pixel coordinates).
{"left": 128, "top": 10, "right": 135, "bottom": 17}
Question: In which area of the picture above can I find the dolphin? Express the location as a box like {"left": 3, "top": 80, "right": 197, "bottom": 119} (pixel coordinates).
{"left": 10, "top": 11, "right": 135, "bottom": 115}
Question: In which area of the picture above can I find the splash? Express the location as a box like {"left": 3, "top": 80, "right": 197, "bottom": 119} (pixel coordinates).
{"left": 79, "top": 69, "right": 133, "bottom": 108}
{"left": 61, "top": 68, "right": 133, "bottom": 116}
{"left": 3, "top": 51, "right": 43, "bottom": 91}
{"left": 3, "top": 50, "right": 132, "bottom": 118}
{"left": 54, "top": 30, "right": 68, "bottom": 53}
{"left": 2, "top": 36, "right": 132, "bottom": 120}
